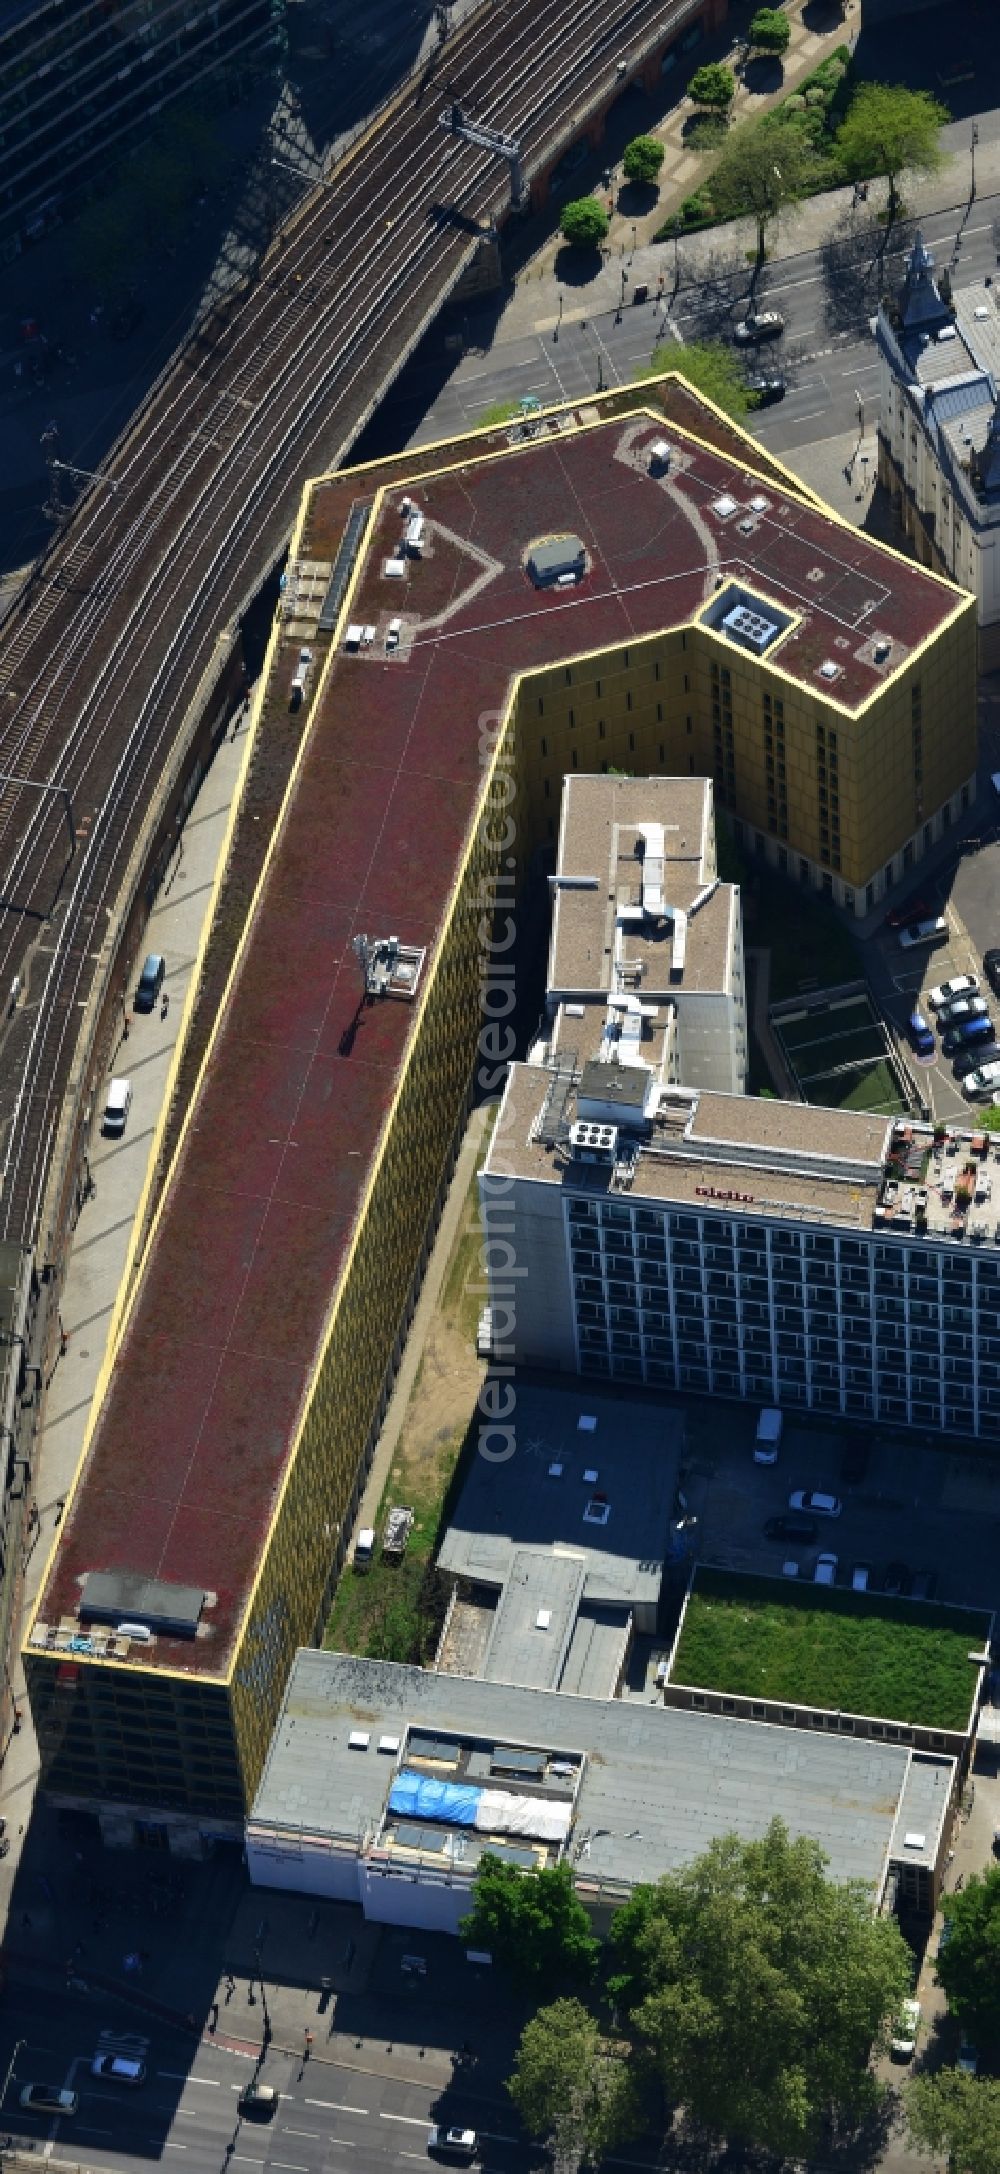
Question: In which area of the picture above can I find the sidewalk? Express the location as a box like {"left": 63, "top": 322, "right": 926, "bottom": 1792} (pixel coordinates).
{"left": 505, "top": 0, "right": 1000, "bottom": 340}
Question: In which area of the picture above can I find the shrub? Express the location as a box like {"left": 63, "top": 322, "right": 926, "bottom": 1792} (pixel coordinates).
{"left": 622, "top": 133, "right": 666, "bottom": 185}
{"left": 805, "top": 88, "right": 827, "bottom": 108}
{"left": 688, "top": 62, "right": 735, "bottom": 112}
{"left": 679, "top": 188, "right": 715, "bottom": 225}
{"left": 559, "top": 196, "right": 609, "bottom": 248}
{"left": 686, "top": 114, "right": 729, "bottom": 151}
{"left": 783, "top": 93, "right": 807, "bottom": 113}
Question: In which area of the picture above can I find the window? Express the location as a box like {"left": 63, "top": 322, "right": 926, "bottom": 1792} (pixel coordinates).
{"left": 540, "top": 736, "right": 547, "bottom": 757}
{"left": 657, "top": 702, "right": 663, "bottom": 722}
{"left": 686, "top": 716, "right": 692, "bottom": 733}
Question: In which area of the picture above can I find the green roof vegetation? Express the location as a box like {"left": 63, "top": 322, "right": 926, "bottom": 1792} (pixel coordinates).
{"left": 671, "top": 1568, "right": 988, "bottom": 1733}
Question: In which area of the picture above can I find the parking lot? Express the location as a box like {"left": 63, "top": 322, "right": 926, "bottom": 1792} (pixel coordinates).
{"left": 678, "top": 1395, "right": 1000, "bottom": 1618}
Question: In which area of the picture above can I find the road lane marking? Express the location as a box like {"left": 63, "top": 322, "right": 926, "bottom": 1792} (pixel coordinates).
{"left": 158, "top": 2072, "right": 221, "bottom": 2085}
{"left": 282, "top": 2129, "right": 320, "bottom": 2139}
{"left": 782, "top": 407, "right": 827, "bottom": 422}
{"left": 305, "top": 2099, "right": 369, "bottom": 2114}
{"left": 271, "top": 2161, "right": 309, "bottom": 2169}
{"left": 231, "top": 2159, "right": 265, "bottom": 2166}
{"left": 381, "top": 2114, "right": 430, "bottom": 2127}
{"left": 163, "top": 2142, "right": 188, "bottom": 2151}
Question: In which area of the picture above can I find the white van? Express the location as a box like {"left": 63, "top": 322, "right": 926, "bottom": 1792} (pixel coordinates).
{"left": 754, "top": 1408, "right": 783, "bottom": 1464}
{"left": 102, "top": 1078, "right": 132, "bottom": 1137}
{"left": 354, "top": 1526, "right": 375, "bottom": 1569}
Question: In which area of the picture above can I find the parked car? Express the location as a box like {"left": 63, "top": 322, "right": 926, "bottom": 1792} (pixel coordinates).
{"left": 964, "top": 1058, "right": 1000, "bottom": 1098}
{"left": 814, "top": 1551, "right": 838, "bottom": 1585}
{"left": 891, "top": 1998, "right": 922, "bottom": 2060}
{"left": 20, "top": 2085, "right": 78, "bottom": 2115}
{"left": 754, "top": 1407, "right": 783, "bottom": 1464}
{"left": 840, "top": 1432, "right": 870, "bottom": 1484}
{"left": 983, "top": 947, "right": 1000, "bottom": 996}
{"left": 936, "top": 994, "right": 990, "bottom": 1031}
{"left": 957, "top": 2036, "right": 979, "bottom": 2076}
{"left": 911, "top": 1567, "right": 937, "bottom": 1600}
{"left": 733, "top": 310, "right": 784, "bottom": 344}
{"left": 788, "top": 1489, "right": 841, "bottom": 1518}
{"left": 907, "top": 1008, "right": 935, "bottom": 1056}
{"left": 91, "top": 2056, "right": 145, "bottom": 2085}
{"left": 954, "top": 1041, "right": 1000, "bottom": 1079}
{"left": 928, "top": 973, "right": 979, "bottom": 1009}
{"left": 943, "top": 1014, "right": 995, "bottom": 1054}
{"left": 885, "top": 893, "right": 934, "bottom": 931}
{"left": 883, "top": 1560, "right": 912, "bottom": 1597}
{"left": 428, "top": 2131, "right": 478, "bottom": 2161}
{"left": 747, "top": 372, "right": 785, "bottom": 403}
{"left": 764, "top": 1513, "right": 818, "bottom": 1542}
{"left": 133, "top": 952, "right": 165, "bottom": 1013}
{"left": 851, "top": 1563, "right": 871, "bottom": 1591}
{"left": 899, "top": 916, "right": 948, "bottom": 949}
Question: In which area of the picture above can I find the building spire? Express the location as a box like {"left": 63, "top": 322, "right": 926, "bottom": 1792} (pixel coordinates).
{"left": 897, "top": 228, "right": 950, "bottom": 332}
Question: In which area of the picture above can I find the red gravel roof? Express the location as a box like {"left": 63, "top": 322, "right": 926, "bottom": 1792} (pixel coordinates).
{"left": 36, "top": 400, "right": 961, "bottom": 1675}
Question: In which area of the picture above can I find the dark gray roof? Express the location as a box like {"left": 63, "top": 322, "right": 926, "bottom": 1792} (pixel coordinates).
{"left": 435, "top": 1380, "right": 680, "bottom": 1613}
{"left": 79, "top": 1571, "right": 204, "bottom": 1637}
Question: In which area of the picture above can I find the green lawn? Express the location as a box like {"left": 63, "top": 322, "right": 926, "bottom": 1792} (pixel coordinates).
{"left": 323, "top": 1153, "right": 490, "bottom": 1664}
{"left": 671, "top": 1568, "right": 987, "bottom": 1733}
{"left": 810, "top": 1055, "right": 906, "bottom": 1117}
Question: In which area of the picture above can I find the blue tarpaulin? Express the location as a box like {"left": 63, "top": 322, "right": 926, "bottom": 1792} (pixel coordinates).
{"left": 388, "top": 1769, "right": 481, "bottom": 1826}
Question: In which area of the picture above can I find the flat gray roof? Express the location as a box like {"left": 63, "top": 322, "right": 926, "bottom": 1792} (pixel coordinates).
{"left": 436, "top": 1380, "right": 680, "bottom": 1612}
{"left": 251, "top": 1649, "right": 918, "bottom": 1898}
{"left": 890, "top": 1752, "right": 955, "bottom": 1871}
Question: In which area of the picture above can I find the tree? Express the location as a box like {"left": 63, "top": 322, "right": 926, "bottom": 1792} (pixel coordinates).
{"left": 749, "top": 7, "right": 791, "bottom": 55}
{"left": 708, "top": 115, "right": 817, "bottom": 269}
{"left": 935, "top": 1865, "right": 1000, "bottom": 2041}
{"left": 835, "top": 83, "right": 948, "bottom": 229}
{"left": 640, "top": 340, "right": 752, "bottom": 420}
{"left": 559, "top": 197, "right": 609, "bottom": 249}
{"left": 907, "top": 2071, "right": 1000, "bottom": 2174}
{"left": 747, "top": 7, "right": 786, "bottom": 55}
{"left": 623, "top": 134, "right": 667, "bottom": 185}
{"left": 687, "top": 64, "right": 735, "bottom": 114}
{"left": 460, "top": 1855, "right": 599, "bottom": 1990}
{"left": 609, "top": 1818, "right": 912, "bottom": 2161}
{"left": 508, "top": 2000, "right": 635, "bottom": 2165}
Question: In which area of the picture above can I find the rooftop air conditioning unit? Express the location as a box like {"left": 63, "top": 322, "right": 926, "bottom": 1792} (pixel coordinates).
{"left": 569, "top": 1120, "right": 618, "bottom": 1163}
{"left": 116, "top": 1621, "right": 153, "bottom": 1643}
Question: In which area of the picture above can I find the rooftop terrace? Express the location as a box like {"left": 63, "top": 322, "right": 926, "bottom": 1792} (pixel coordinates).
{"left": 32, "top": 380, "right": 962, "bottom": 1680}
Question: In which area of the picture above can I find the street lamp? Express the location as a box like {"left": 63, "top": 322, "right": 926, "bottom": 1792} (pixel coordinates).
{"left": 1, "top": 2040, "right": 24, "bottom": 2112}
{"left": 971, "top": 121, "right": 979, "bottom": 203}
{"left": 855, "top": 387, "right": 865, "bottom": 441}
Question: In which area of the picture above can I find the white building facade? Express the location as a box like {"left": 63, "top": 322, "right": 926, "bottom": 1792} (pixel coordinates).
{"left": 878, "top": 232, "right": 1000, "bottom": 668}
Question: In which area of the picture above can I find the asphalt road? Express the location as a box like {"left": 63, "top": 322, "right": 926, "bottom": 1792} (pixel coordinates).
{"left": 411, "top": 190, "right": 1000, "bottom": 459}
{"left": 1, "top": 1988, "right": 524, "bottom": 2174}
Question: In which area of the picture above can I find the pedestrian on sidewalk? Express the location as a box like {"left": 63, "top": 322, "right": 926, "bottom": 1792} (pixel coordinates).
{"left": 303, "top": 2030, "right": 313, "bottom": 2060}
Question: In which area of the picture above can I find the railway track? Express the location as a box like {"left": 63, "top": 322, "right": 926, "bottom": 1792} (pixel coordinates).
{"left": 0, "top": 0, "right": 693, "bottom": 1259}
